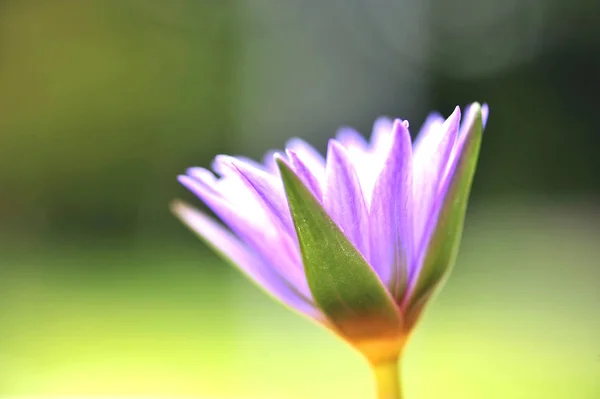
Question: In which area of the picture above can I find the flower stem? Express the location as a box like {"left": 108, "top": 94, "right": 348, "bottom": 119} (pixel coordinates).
{"left": 372, "top": 357, "right": 402, "bottom": 399}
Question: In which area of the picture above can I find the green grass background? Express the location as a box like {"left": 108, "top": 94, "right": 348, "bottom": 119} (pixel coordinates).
{"left": 0, "top": 202, "right": 599, "bottom": 398}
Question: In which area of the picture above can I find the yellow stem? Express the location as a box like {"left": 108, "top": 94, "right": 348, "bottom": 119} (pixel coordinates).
{"left": 372, "top": 357, "right": 402, "bottom": 399}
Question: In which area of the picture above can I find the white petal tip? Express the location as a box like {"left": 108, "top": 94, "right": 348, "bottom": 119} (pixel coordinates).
{"left": 169, "top": 199, "right": 193, "bottom": 218}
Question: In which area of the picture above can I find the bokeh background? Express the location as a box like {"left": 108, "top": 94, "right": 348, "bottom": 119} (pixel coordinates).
{"left": 1, "top": 1, "right": 599, "bottom": 398}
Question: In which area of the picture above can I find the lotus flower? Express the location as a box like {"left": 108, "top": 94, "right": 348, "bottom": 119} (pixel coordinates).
{"left": 172, "top": 103, "right": 488, "bottom": 399}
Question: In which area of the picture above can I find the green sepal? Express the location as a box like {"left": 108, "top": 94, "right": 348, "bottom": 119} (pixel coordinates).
{"left": 277, "top": 158, "right": 403, "bottom": 355}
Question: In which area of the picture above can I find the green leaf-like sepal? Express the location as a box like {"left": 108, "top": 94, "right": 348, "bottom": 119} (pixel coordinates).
{"left": 277, "top": 158, "right": 404, "bottom": 363}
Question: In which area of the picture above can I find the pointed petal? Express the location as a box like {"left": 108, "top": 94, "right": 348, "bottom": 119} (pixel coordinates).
{"left": 286, "top": 138, "right": 326, "bottom": 181}
{"left": 178, "top": 174, "right": 311, "bottom": 298}
{"left": 350, "top": 117, "right": 395, "bottom": 205}
{"left": 171, "top": 200, "right": 319, "bottom": 316}
{"left": 323, "top": 140, "right": 370, "bottom": 259}
{"left": 286, "top": 150, "right": 323, "bottom": 200}
{"left": 370, "top": 117, "right": 395, "bottom": 153}
{"left": 217, "top": 155, "right": 295, "bottom": 235}
{"left": 481, "top": 103, "right": 489, "bottom": 127}
{"left": 336, "top": 127, "right": 369, "bottom": 154}
{"left": 460, "top": 103, "right": 489, "bottom": 137}
{"left": 369, "top": 120, "right": 413, "bottom": 298}
{"left": 412, "top": 107, "right": 460, "bottom": 257}
{"left": 404, "top": 103, "right": 484, "bottom": 328}
{"left": 261, "top": 149, "right": 280, "bottom": 174}
{"left": 277, "top": 158, "right": 403, "bottom": 355}
{"left": 412, "top": 112, "right": 445, "bottom": 151}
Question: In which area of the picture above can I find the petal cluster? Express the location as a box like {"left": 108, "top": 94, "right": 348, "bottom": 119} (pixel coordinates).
{"left": 173, "top": 103, "right": 488, "bottom": 333}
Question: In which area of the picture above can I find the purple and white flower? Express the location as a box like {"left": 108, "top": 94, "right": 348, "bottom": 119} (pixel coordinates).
{"left": 172, "top": 103, "right": 488, "bottom": 361}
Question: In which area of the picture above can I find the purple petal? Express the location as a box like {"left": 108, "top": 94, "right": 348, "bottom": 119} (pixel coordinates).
{"left": 412, "top": 107, "right": 460, "bottom": 260}
{"left": 407, "top": 103, "right": 485, "bottom": 306}
{"left": 178, "top": 174, "right": 311, "bottom": 298}
{"left": 443, "top": 103, "right": 487, "bottom": 183}
{"left": 481, "top": 103, "right": 489, "bottom": 127}
{"left": 412, "top": 112, "right": 445, "bottom": 151}
{"left": 285, "top": 138, "right": 326, "bottom": 179}
{"left": 336, "top": 126, "right": 369, "bottom": 153}
{"left": 459, "top": 103, "right": 489, "bottom": 138}
{"left": 369, "top": 119, "right": 413, "bottom": 296}
{"left": 187, "top": 167, "right": 218, "bottom": 188}
{"left": 286, "top": 150, "right": 323, "bottom": 201}
{"left": 218, "top": 155, "right": 296, "bottom": 235}
{"left": 234, "top": 155, "right": 272, "bottom": 173}
{"left": 261, "top": 149, "right": 283, "bottom": 175}
{"left": 343, "top": 117, "right": 395, "bottom": 205}
{"left": 171, "top": 200, "right": 319, "bottom": 316}
{"left": 323, "top": 140, "right": 370, "bottom": 259}
{"left": 369, "top": 117, "right": 395, "bottom": 153}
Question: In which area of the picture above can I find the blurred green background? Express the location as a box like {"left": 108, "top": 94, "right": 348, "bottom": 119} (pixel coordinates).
{"left": 0, "top": 1, "right": 599, "bottom": 397}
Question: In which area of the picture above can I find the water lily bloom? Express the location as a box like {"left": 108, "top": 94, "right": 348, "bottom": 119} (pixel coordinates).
{"left": 172, "top": 103, "right": 488, "bottom": 399}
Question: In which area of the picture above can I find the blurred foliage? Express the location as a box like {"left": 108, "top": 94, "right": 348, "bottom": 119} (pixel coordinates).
{"left": 1, "top": 0, "right": 600, "bottom": 242}
{"left": 0, "top": 0, "right": 237, "bottom": 241}
{"left": 0, "top": 204, "right": 599, "bottom": 397}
